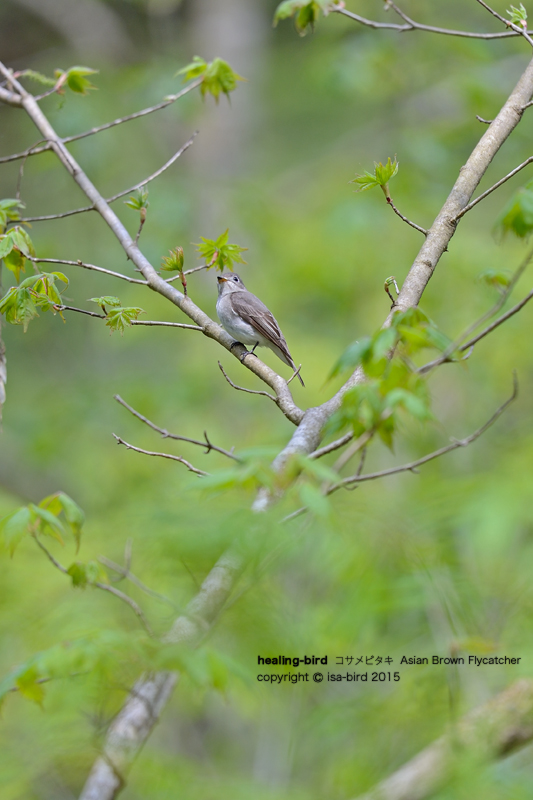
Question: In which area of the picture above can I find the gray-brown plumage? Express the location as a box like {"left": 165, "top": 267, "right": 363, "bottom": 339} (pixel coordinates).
{"left": 216, "top": 274, "right": 304, "bottom": 387}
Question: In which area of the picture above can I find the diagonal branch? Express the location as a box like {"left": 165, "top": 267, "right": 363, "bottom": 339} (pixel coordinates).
{"left": 453, "top": 155, "right": 533, "bottom": 221}
{"left": 218, "top": 361, "right": 276, "bottom": 402}
{"left": 114, "top": 394, "right": 239, "bottom": 461}
{"left": 0, "top": 61, "right": 303, "bottom": 425}
{"left": 112, "top": 434, "right": 209, "bottom": 476}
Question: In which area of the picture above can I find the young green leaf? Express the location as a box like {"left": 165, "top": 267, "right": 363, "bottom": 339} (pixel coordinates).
{"left": 274, "top": 0, "right": 336, "bottom": 35}
{"left": 89, "top": 296, "right": 121, "bottom": 312}
{"left": 177, "top": 56, "right": 244, "bottom": 102}
{"left": 507, "top": 3, "right": 527, "bottom": 27}
{"left": 29, "top": 504, "right": 66, "bottom": 544}
{"left": 16, "top": 666, "right": 45, "bottom": 706}
{"left": 105, "top": 306, "right": 145, "bottom": 334}
{"left": 0, "top": 198, "right": 25, "bottom": 231}
{"left": 0, "top": 234, "right": 14, "bottom": 260}
{"left": 195, "top": 229, "right": 247, "bottom": 272}
{"left": 161, "top": 247, "right": 185, "bottom": 272}
{"left": 124, "top": 186, "right": 149, "bottom": 211}
{"left": 56, "top": 66, "right": 98, "bottom": 95}
{"left": 495, "top": 180, "right": 533, "bottom": 239}
{"left": 0, "top": 507, "right": 33, "bottom": 556}
{"left": 351, "top": 157, "right": 399, "bottom": 200}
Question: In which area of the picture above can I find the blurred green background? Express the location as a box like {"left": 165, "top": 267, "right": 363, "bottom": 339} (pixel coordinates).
{"left": 2, "top": 1, "right": 533, "bottom": 798}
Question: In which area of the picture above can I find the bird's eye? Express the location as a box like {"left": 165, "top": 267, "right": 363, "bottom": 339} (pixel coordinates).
{"left": 233, "top": 277, "right": 238, "bottom": 282}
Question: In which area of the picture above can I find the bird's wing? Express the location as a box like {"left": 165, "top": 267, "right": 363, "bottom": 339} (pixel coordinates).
{"left": 229, "top": 291, "right": 293, "bottom": 362}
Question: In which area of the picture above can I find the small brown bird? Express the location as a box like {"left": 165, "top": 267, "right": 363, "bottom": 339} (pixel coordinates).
{"left": 216, "top": 273, "right": 304, "bottom": 386}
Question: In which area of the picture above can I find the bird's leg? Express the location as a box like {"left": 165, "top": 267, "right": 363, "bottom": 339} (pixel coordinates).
{"left": 239, "top": 342, "right": 260, "bottom": 364}
{"left": 230, "top": 340, "right": 245, "bottom": 352}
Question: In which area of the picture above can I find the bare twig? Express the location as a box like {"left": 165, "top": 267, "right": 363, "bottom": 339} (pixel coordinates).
{"left": 0, "top": 80, "right": 202, "bottom": 164}
{"left": 114, "top": 394, "right": 239, "bottom": 461}
{"left": 387, "top": 198, "right": 428, "bottom": 235}
{"left": 474, "top": 0, "right": 533, "bottom": 48}
{"left": 328, "top": 376, "right": 517, "bottom": 494}
{"left": 55, "top": 304, "right": 105, "bottom": 319}
{"left": 333, "top": 2, "right": 533, "bottom": 40}
{"left": 287, "top": 364, "right": 303, "bottom": 385}
{"left": 476, "top": 114, "right": 493, "bottom": 124}
{"left": 332, "top": 430, "right": 374, "bottom": 473}
{"left": 182, "top": 252, "right": 219, "bottom": 277}
{"left": 29, "top": 256, "right": 149, "bottom": 285}
{"left": 33, "top": 537, "right": 154, "bottom": 636}
{"left": 461, "top": 286, "right": 533, "bottom": 350}
{"left": 54, "top": 304, "right": 202, "bottom": 330}
{"left": 453, "top": 155, "right": 533, "bottom": 222}
{"left": 98, "top": 555, "right": 180, "bottom": 611}
{"left": 112, "top": 434, "right": 209, "bottom": 476}
{"left": 309, "top": 432, "right": 354, "bottom": 460}
{"left": 13, "top": 134, "right": 197, "bottom": 225}
{"left": 218, "top": 361, "right": 277, "bottom": 402}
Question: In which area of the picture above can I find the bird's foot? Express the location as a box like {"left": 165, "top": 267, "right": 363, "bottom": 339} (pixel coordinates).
{"left": 230, "top": 340, "right": 244, "bottom": 352}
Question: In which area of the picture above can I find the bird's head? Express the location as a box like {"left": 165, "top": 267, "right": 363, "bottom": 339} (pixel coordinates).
{"left": 217, "top": 273, "right": 246, "bottom": 295}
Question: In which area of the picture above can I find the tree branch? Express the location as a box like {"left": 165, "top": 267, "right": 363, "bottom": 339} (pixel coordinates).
{"left": 29, "top": 256, "right": 149, "bottom": 285}
{"left": 353, "top": 679, "right": 533, "bottom": 800}
{"left": 13, "top": 133, "right": 198, "bottom": 225}
{"left": 333, "top": 2, "right": 533, "bottom": 40}
{"left": 112, "top": 434, "right": 209, "bottom": 476}
{"left": 387, "top": 198, "right": 428, "bottom": 235}
{"left": 453, "top": 155, "right": 533, "bottom": 222}
{"left": 33, "top": 537, "right": 154, "bottom": 637}
{"left": 98, "top": 554, "right": 180, "bottom": 612}
{"left": 114, "top": 394, "right": 239, "bottom": 461}
{"left": 474, "top": 0, "right": 533, "bottom": 48}
{"left": 218, "top": 361, "right": 277, "bottom": 402}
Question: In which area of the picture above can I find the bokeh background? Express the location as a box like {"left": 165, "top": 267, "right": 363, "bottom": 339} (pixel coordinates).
{"left": 2, "top": 1, "right": 533, "bottom": 798}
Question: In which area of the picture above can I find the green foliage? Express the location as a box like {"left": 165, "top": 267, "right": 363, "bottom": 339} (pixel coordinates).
{"left": 177, "top": 56, "right": 244, "bottom": 102}
{"left": 0, "top": 224, "right": 36, "bottom": 281}
{"left": 67, "top": 560, "right": 106, "bottom": 588}
{"left": 88, "top": 296, "right": 144, "bottom": 333}
{"left": 0, "top": 198, "right": 25, "bottom": 231}
{"left": 274, "top": 0, "right": 336, "bottom": 35}
{"left": 124, "top": 186, "right": 149, "bottom": 211}
{"left": 0, "top": 493, "right": 84, "bottom": 555}
{"left": 54, "top": 66, "right": 98, "bottom": 95}
{"left": 0, "top": 272, "right": 68, "bottom": 330}
{"left": 479, "top": 269, "right": 512, "bottom": 292}
{"left": 18, "top": 69, "right": 57, "bottom": 88}
{"left": 351, "top": 157, "right": 399, "bottom": 199}
{"left": 161, "top": 246, "right": 184, "bottom": 272}
{"left": 507, "top": 3, "right": 527, "bottom": 27}
{"left": 88, "top": 295, "right": 121, "bottom": 311}
{"left": 327, "top": 310, "right": 451, "bottom": 447}
{"left": 495, "top": 179, "right": 533, "bottom": 238}
{"left": 195, "top": 229, "right": 247, "bottom": 272}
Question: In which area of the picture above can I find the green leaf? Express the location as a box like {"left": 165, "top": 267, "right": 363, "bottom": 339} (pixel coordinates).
{"left": 16, "top": 666, "right": 45, "bottom": 706}
{"left": 64, "top": 66, "right": 98, "bottom": 95}
{"left": 0, "top": 234, "right": 14, "bottom": 259}
{"left": 507, "top": 3, "right": 527, "bottom": 26}
{"left": 177, "top": 56, "right": 244, "bottom": 102}
{"left": 40, "top": 492, "right": 85, "bottom": 551}
{"left": 105, "top": 306, "right": 145, "bottom": 334}
{"left": 0, "top": 198, "right": 24, "bottom": 231}
{"left": 479, "top": 269, "right": 512, "bottom": 292}
{"left": 89, "top": 296, "right": 121, "bottom": 310}
{"left": 328, "top": 337, "right": 372, "bottom": 380}
{"left": 195, "top": 229, "right": 247, "bottom": 272}
{"left": 0, "top": 507, "right": 32, "bottom": 556}
{"left": 67, "top": 562, "right": 88, "bottom": 588}
{"left": 3, "top": 247, "right": 26, "bottom": 282}
{"left": 299, "top": 483, "right": 331, "bottom": 519}
{"left": 274, "top": 0, "right": 336, "bottom": 34}
{"left": 14, "top": 288, "right": 38, "bottom": 331}
{"left": 10, "top": 226, "right": 35, "bottom": 257}
{"left": 29, "top": 504, "right": 66, "bottom": 544}
{"left": 495, "top": 180, "right": 533, "bottom": 239}
{"left": 161, "top": 247, "right": 184, "bottom": 272}
{"left": 351, "top": 157, "right": 399, "bottom": 199}
{"left": 124, "top": 186, "right": 149, "bottom": 211}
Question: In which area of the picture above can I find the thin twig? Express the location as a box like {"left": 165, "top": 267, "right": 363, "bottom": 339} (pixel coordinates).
{"left": 309, "top": 432, "right": 354, "bottom": 460}
{"left": 33, "top": 537, "right": 154, "bottom": 636}
{"left": 332, "top": 430, "right": 374, "bottom": 473}
{"left": 387, "top": 198, "right": 428, "bottom": 235}
{"left": 29, "top": 256, "right": 149, "bottom": 285}
{"left": 453, "top": 156, "right": 533, "bottom": 222}
{"left": 476, "top": 115, "right": 493, "bottom": 124}
{"left": 474, "top": 0, "right": 533, "bottom": 47}
{"left": 98, "top": 555, "right": 180, "bottom": 611}
{"left": 333, "top": 2, "right": 533, "bottom": 40}
{"left": 114, "top": 394, "right": 239, "bottom": 461}
{"left": 328, "top": 375, "right": 517, "bottom": 494}
{"left": 218, "top": 361, "right": 277, "bottom": 402}
{"left": 13, "top": 134, "right": 197, "bottom": 225}
{"left": 54, "top": 304, "right": 202, "bottom": 330}
{"left": 182, "top": 251, "right": 219, "bottom": 277}
{"left": 287, "top": 364, "right": 303, "bottom": 385}
{"left": 0, "top": 80, "right": 202, "bottom": 165}
{"left": 112, "top": 434, "right": 209, "bottom": 476}
{"left": 461, "top": 287, "right": 533, "bottom": 350}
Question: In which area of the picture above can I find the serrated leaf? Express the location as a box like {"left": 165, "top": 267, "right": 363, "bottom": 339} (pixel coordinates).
{"left": 3, "top": 247, "right": 26, "bottom": 282}
{"left": 161, "top": 247, "right": 184, "bottom": 272}
{"left": 0, "top": 507, "right": 32, "bottom": 556}
{"left": 177, "top": 56, "right": 244, "bottom": 102}
{"left": 495, "top": 181, "right": 533, "bottom": 239}
{"left": 507, "top": 3, "right": 527, "bottom": 25}
{"left": 0, "top": 234, "right": 14, "bottom": 259}
{"left": 65, "top": 66, "right": 98, "bottom": 95}
{"left": 351, "top": 157, "right": 399, "bottom": 196}
{"left": 10, "top": 227, "right": 35, "bottom": 257}
{"left": 89, "top": 296, "right": 121, "bottom": 309}
{"left": 195, "top": 229, "right": 247, "bottom": 272}
{"left": 105, "top": 306, "right": 145, "bottom": 334}
{"left": 29, "top": 504, "right": 65, "bottom": 544}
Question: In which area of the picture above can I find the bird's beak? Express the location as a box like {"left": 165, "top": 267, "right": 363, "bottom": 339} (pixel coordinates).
{"left": 217, "top": 276, "right": 228, "bottom": 283}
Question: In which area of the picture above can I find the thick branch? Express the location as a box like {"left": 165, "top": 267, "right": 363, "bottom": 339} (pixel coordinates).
{"left": 353, "top": 679, "right": 533, "bottom": 800}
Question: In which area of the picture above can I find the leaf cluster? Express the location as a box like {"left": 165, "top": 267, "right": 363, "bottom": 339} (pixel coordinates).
{"left": 124, "top": 186, "right": 149, "bottom": 211}
{"left": 161, "top": 246, "right": 184, "bottom": 272}
{"left": 196, "top": 229, "right": 247, "bottom": 272}
{"left": 274, "top": 0, "right": 337, "bottom": 36}
{"left": 0, "top": 272, "right": 68, "bottom": 331}
{"left": 89, "top": 296, "right": 145, "bottom": 333}
{"left": 54, "top": 65, "right": 98, "bottom": 95}
{"left": 507, "top": 4, "right": 528, "bottom": 27}
{"left": 177, "top": 56, "right": 244, "bottom": 102}
{"left": 328, "top": 309, "right": 452, "bottom": 448}
{"left": 351, "top": 157, "right": 399, "bottom": 200}
{"left": 495, "top": 179, "right": 533, "bottom": 239}
{"left": 0, "top": 198, "right": 25, "bottom": 231}
{"left": 0, "top": 492, "right": 85, "bottom": 556}
{"left": 0, "top": 223, "right": 36, "bottom": 281}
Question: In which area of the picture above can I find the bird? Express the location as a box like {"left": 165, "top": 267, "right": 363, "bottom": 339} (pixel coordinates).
{"left": 216, "top": 273, "right": 304, "bottom": 387}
